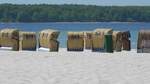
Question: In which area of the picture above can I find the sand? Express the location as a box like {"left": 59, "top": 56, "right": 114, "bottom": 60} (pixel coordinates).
{"left": 0, "top": 48, "right": 150, "bottom": 84}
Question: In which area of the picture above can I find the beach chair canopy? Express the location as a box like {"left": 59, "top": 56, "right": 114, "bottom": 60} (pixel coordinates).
{"left": 39, "top": 29, "right": 60, "bottom": 40}
{"left": 0, "top": 28, "right": 19, "bottom": 39}
{"left": 84, "top": 31, "right": 92, "bottom": 39}
{"left": 94, "top": 28, "right": 113, "bottom": 35}
{"left": 68, "top": 32, "right": 84, "bottom": 39}
{"left": 122, "top": 31, "right": 131, "bottom": 38}
{"left": 20, "top": 32, "right": 36, "bottom": 39}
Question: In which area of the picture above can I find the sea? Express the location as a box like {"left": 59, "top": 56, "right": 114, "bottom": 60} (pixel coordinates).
{"left": 0, "top": 22, "right": 150, "bottom": 49}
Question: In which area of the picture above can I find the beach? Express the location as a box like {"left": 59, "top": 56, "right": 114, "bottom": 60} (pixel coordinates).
{"left": 0, "top": 48, "right": 149, "bottom": 84}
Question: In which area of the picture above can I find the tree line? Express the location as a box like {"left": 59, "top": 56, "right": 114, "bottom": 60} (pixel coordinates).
{"left": 0, "top": 4, "right": 150, "bottom": 22}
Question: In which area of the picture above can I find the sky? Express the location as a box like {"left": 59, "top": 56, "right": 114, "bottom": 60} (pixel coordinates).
{"left": 0, "top": 0, "right": 150, "bottom": 6}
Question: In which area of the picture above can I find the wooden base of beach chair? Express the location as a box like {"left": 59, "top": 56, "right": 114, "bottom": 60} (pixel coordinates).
{"left": 115, "top": 50, "right": 122, "bottom": 52}
{"left": 67, "top": 48, "right": 83, "bottom": 51}
{"left": 85, "top": 47, "right": 91, "bottom": 49}
{"left": 20, "top": 47, "right": 37, "bottom": 51}
{"left": 92, "top": 48, "right": 105, "bottom": 52}
{"left": 137, "top": 48, "right": 150, "bottom": 53}
{"left": 137, "top": 49, "right": 142, "bottom": 53}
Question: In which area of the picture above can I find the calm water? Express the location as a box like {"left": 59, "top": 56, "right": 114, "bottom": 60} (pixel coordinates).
{"left": 0, "top": 22, "right": 150, "bottom": 49}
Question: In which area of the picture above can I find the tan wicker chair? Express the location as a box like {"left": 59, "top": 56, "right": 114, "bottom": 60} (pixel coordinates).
{"left": 122, "top": 31, "right": 131, "bottom": 51}
{"left": 39, "top": 29, "right": 60, "bottom": 52}
{"left": 67, "top": 32, "right": 84, "bottom": 51}
{"left": 137, "top": 30, "right": 150, "bottom": 53}
{"left": 112, "top": 31, "right": 122, "bottom": 52}
{"left": 92, "top": 28, "right": 113, "bottom": 52}
{"left": 0, "top": 28, "right": 19, "bottom": 51}
{"left": 19, "top": 31, "right": 37, "bottom": 51}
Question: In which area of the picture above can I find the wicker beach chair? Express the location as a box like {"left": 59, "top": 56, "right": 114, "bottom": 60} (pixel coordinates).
{"left": 92, "top": 28, "right": 113, "bottom": 52}
{"left": 122, "top": 31, "right": 131, "bottom": 51}
{"left": 0, "top": 28, "right": 19, "bottom": 51}
{"left": 137, "top": 30, "right": 150, "bottom": 53}
{"left": 84, "top": 31, "right": 92, "bottom": 49}
{"left": 19, "top": 31, "right": 37, "bottom": 51}
{"left": 67, "top": 32, "right": 84, "bottom": 51}
{"left": 112, "top": 31, "right": 122, "bottom": 52}
{"left": 39, "top": 29, "right": 60, "bottom": 52}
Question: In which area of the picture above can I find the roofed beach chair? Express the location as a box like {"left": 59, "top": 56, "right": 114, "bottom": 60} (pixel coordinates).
{"left": 112, "top": 31, "right": 123, "bottom": 52}
{"left": 84, "top": 31, "right": 92, "bottom": 49}
{"left": 67, "top": 32, "right": 84, "bottom": 51}
{"left": 122, "top": 31, "right": 131, "bottom": 51}
{"left": 137, "top": 30, "right": 150, "bottom": 53}
{"left": 0, "top": 28, "right": 19, "bottom": 51}
{"left": 19, "top": 31, "right": 37, "bottom": 51}
{"left": 92, "top": 28, "right": 113, "bottom": 52}
{"left": 39, "top": 29, "right": 60, "bottom": 52}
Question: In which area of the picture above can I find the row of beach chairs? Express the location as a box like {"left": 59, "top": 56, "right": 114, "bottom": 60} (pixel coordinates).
{"left": 67, "top": 29, "right": 131, "bottom": 53}
{"left": 0, "top": 29, "right": 60, "bottom": 52}
{"left": 0, "top": 28, "right": 132, "bottom": 53}
{"left": 1, "top": 28, "right": 150, "bottom": 53}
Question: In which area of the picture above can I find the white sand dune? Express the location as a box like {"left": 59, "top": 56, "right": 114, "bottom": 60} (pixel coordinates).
{"left": 0, "top": 48, "right": 150, "bottom": 84}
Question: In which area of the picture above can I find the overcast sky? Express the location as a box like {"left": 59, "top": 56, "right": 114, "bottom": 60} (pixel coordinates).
{"left": 0, "top": 0, "right": 150, "bottom": 6}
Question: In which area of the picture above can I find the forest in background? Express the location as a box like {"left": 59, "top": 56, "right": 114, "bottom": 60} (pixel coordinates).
{"left": 0, "top": 4, "right": 150, "bottom": 22}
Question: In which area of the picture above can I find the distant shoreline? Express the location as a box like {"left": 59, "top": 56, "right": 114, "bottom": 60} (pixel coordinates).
{"left": 0, "top": 22, "right": 150, "bottom": 24}
{"left": 0, "top": 4, "right": 150, "bottom": 22}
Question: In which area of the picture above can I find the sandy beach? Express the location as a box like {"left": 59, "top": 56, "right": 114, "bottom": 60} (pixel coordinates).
{"left": 0, "top": 48, "right": 149, "bottom": 84}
